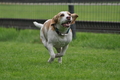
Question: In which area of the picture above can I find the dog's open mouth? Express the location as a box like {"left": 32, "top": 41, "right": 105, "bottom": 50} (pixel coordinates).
{"left": 62, "top": 21, "right": 71, "bottom": 28}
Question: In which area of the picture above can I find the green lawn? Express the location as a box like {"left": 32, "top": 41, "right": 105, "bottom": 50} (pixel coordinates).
{"left": 0, "top": 27, "right": 120, "bottom": 80}
{"left": 0, "top": 4, "right": 120, "bottom": 22}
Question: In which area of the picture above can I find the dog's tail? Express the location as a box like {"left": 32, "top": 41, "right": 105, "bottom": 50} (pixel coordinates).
{"left": 33, "top": 21, "right": 43, "bottom": 29}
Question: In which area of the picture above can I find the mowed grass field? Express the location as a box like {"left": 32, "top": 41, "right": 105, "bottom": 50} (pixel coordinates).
{"left": 0, "top": 4, "right": 120, "bottom": 21}
{"left": 0, "top": 27, "right": 120, "bottom": 80}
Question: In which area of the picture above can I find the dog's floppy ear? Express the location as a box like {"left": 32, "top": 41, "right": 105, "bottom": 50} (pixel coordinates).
{"left": 51, "top": 15, "right": 59, "bottom": 26}
{"left": 71, "top": 13, "right": 78, "bottom": 24}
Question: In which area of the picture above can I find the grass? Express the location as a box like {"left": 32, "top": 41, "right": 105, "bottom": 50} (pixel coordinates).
{"left": 0, "top": 27, "right": 120, "bottom": 80}
{"left": 0, "top": 4, "right": 120, "bottom": 22}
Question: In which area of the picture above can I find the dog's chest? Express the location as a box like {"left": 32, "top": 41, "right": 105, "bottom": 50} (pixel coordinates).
{"left": 52, "top": 35, "right": 72, "bottom": 48}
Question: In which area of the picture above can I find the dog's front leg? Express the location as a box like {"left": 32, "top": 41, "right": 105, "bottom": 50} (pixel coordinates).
{"left": 55, "top": 48, "right": 62, "bottom": 63}
{"left": 46, "top": 43, "right": 55, "bottom": 63}
{"left": 55, "top": 45, "right": 68, "bottom": 57}
{"left": 55, "top": 45, "right": 68, "bottom": 63}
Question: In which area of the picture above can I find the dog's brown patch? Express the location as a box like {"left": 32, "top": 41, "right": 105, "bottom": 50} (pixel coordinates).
{"left": 71, "top": 13, "right": 78, "bottom": 24}
{"left": 41, "top": 20, "right": 55, "bottom": 42}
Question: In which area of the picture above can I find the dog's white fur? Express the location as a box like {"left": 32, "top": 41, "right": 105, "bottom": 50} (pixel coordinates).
{"left": 33, "top": 11, "right": 78, "bottom": 63}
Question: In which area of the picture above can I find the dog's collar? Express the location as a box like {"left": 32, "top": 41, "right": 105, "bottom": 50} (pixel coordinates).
{"left": 52, "top": 25, "right": 70, "bottom": 36}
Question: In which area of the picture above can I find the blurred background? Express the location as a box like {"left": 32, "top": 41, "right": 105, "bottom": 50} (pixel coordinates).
{"left": 0, "top": 0, "right": 120, "bottom": 33}
{"left": 0, "top": 0, "right": 120, "bottom": 21}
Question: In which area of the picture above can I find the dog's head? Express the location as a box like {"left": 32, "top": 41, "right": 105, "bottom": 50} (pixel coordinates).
{"left": 51, "top": 11, "right": 78, "bottom": 28}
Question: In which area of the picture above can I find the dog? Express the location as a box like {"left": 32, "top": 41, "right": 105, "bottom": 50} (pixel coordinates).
{"left": 33, "top": 11, "right": 78, "bottom": 63}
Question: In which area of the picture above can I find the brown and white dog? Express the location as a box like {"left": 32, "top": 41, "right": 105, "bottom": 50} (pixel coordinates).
{"left": 33, "top": 11, "right": 78, "bottom": 63}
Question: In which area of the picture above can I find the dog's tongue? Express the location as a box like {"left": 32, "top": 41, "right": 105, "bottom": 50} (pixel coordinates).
{"left": 63, "top": 23, "right": 70, "bottom": 27}
{"left": 62, "top": 21, "right": 71, "bottom": 28}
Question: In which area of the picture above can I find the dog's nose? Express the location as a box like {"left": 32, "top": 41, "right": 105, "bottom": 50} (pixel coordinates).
{"left": 66, "top": 16, "right": 71, "bottom": 20}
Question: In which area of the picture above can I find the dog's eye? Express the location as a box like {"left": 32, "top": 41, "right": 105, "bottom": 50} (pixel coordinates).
{"left": 60, "top": 14, "right": 64, "bottom": 17}
{"left": 68, "top": 13, "right": 71, "bottom": 16}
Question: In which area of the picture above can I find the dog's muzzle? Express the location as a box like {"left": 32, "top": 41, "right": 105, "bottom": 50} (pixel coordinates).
{"left": 61, "top": 21, "right": 71, "bottom": 28}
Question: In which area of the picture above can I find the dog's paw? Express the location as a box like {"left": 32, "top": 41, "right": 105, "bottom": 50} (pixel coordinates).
{"left": 58, "top": 57, "right": 62, "bottom": 63}
{"left": 48, "top": 58, "right": 54, "bottom": 63}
